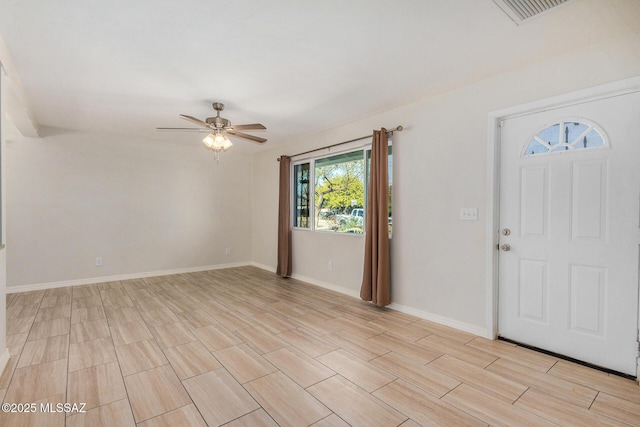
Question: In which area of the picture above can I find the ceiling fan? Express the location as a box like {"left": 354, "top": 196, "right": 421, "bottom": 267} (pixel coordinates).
{"left": 157, "top": 102, "right": 266, "bottom": 158}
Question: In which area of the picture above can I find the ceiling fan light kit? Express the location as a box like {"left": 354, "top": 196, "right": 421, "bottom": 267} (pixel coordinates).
{"left": 202, "top": 130, "right": 233, "bottom": 161}
{"left": 203, "top": 130, "right": 233, "bottom": 149}
{"left": 157, "top": 102, "right": 266, "bottom": 162}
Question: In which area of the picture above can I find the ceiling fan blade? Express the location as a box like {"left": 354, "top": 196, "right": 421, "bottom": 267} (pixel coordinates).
{"left": 229, "top": 123, "right": 266, "bottom": 131}
{"left": 227, "top": 130, "right": 267, "bottom": 144}
{"left": 179, "top": 114, "right": 212, "bottom": 128}
{"left": 156, "top": 127, "right": 210, "bottom": 132}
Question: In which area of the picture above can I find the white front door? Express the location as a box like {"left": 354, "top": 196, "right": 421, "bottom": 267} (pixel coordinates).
{"left": 498, "top": 92, "right": 640, "bottom": 376}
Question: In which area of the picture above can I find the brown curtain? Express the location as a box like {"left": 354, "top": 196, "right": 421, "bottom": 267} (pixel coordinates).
{"left": 360, "top": 129, "right": 390, "bottom": 306}
{"left": 276, "top": 155, "right": 292, "bottom": 277}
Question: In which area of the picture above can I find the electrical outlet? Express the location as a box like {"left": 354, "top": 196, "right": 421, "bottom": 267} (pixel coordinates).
{"left": 95, "top": 257, "right": 103, "bottom": 267}
{"left": 460, "top": 208, "right": 478, "bottom": 221}
{"left": 225, "top": 247, "right": 231, "bottom": 255}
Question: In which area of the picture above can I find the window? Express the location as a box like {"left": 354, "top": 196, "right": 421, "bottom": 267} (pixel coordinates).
{"left": 293, "top": 143, "right": 392, "bottom": 235}
{"left": 315, "top": 150, "right": 365, "bottom": 233}
{"left": 293, "top": 163, "right": 310, "bottom": 228}
{"left": 523, "top": 120, "right": 606, "bottom": 156}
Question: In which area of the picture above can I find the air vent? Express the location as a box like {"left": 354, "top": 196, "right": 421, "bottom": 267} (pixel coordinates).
{"left": 493, "top": 0, "right": 574, "bottom": 24}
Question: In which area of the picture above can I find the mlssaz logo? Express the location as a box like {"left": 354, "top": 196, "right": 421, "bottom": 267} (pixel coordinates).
{"left": 40, "top": 402, "right": 87, "bottom": 413}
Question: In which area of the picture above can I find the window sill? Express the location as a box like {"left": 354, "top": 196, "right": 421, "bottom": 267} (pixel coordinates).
{"left": 292, "top": 228, "right": 365, "bottom": 237}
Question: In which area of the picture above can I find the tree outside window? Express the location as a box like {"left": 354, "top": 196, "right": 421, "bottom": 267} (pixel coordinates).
{"left": 292, "top": 143, "right": 392, "bottom": 235}
{"left": 315, "top": 151, "right": 364, "bottom": 233}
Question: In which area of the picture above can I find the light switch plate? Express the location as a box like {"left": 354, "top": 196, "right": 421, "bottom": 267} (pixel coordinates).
{"left": 460, "top": 208, "right": 478, "bottom": 221}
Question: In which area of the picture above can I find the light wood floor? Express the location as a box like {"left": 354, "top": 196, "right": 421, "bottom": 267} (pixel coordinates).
{"left": 1, "top": 266, "right": 640, "bottom": 426}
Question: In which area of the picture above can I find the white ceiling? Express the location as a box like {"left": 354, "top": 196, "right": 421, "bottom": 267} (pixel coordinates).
{"left": 0, "top": 0, "right": 638, "bottom": 150}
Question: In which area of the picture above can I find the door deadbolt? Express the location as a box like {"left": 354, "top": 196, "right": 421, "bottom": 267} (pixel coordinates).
{"left": 501, "top": 228, "right": 511, "bottom": 236}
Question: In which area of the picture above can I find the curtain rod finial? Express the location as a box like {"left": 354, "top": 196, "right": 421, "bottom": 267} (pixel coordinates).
{"left": 396, "top": 125, "right": 403, "bottom": 131}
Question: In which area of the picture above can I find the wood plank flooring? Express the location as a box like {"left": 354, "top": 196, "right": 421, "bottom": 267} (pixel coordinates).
{"left": 2, "top": 266, "right": 640, "bottom": 426}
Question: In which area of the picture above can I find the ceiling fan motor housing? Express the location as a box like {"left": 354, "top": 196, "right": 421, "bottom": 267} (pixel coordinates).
{"left": 207, "top": 102, "right": 229, "bottom": 128}
{"left": 206, "top": 116, "right": 230, "bottom": 128}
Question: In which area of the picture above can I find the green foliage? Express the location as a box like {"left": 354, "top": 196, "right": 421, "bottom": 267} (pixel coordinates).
{"left": 338, "top": 217, "right": 363, "bottom": 234}
{"left": 314, "top": 160, "right": 365, "bottom": 216}
{"left": 310, "top": 152, "right": 392, "bottom": 234}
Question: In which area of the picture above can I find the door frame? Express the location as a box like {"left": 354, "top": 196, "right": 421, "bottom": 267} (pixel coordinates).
{"left": 485, "top": 77, "right": 640, "bottom": 369}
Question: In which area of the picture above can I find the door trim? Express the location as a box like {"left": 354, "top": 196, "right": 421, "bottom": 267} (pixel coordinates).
{"left": 485, "top": 77, "right": 640, "bottom": 356}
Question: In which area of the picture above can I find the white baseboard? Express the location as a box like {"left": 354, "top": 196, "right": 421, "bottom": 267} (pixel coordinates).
{"left": 0, "top": 348, "right": 10, "bottom": 378}
{"left": 388, "top": 302, "right": 489, "bottom": 338}
{"left": 250, "top": 262, "right": 276, "bottom": 273}
{"left": 9, "top": 260, "right": 489, "bottom": 339}
{"left": 291, "top": 273, "right": 360, "bottom": 299}
{"left": 297, "top": 274, "right": 487, "bottom": 337}
{"left": 250, "top": 262, "right": 487, "bottom": 338}
{"left": 250, "top": 262, "right": 360, "bottom": 298}
{"left": 6, "top": 261, "right": 252, "bottom": 294}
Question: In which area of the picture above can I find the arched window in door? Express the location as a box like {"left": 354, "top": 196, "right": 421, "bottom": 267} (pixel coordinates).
{"left": 523, "top": 120, "right": 607, "bottom": 156}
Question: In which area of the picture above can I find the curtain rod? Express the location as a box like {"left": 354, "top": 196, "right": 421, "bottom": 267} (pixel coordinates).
{"left": 277, "top": 125, "right": 403, "bottom": 161}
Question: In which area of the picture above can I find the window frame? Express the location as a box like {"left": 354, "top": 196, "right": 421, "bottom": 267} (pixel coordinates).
{"left": 292, "top": 162, "right": 311, "bottom": 229}
{"left": 522, "top": 118, "right": 609, "bottom": 158}
{"left": 290, "top": 140, "right": 392, "bottom": 235}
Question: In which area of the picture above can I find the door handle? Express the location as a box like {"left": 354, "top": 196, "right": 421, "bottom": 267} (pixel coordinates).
{"left": 500, "top": 244, "right": 511, "bottom": 251}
